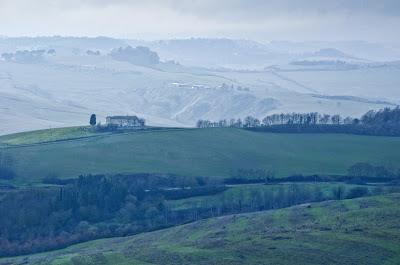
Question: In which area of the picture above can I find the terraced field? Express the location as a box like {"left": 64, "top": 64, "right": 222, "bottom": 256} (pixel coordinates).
{"left": 3, "top": 193, "right": 399, "bottom": 265}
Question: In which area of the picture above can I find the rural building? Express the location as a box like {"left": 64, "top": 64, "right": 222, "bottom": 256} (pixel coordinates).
{"left": 106, "top": 115, "right": 145, "bottom": 128}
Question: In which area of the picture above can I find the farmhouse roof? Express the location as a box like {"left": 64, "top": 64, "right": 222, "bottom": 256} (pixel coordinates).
{"left": 107, "top": 115, "right": 140, "bottom": 120}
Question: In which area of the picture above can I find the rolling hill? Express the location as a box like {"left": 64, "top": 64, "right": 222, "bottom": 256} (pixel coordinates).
{"left": 2, "top": 193, "right": 399, "bottom": 265}
{"left": 1, "top": 37, "right": 399, "bottom": 135}
{"left": 1, "top": 127, "right": 400, "bottom": 185}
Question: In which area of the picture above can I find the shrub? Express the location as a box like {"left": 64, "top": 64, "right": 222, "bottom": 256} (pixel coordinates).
{"left": 346, "top": 187, "right": 369, "bottom": 199}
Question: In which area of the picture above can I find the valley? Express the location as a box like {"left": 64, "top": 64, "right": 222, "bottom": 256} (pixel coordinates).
{"left": 2, "top": 193, "right": 399, "bottom": 265}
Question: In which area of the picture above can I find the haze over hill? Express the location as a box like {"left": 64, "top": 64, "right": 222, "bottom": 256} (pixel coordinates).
{"left": 1, "top": 2, "right": 400, "bottom": 263}
{"left": 0, "top": 37, "right": 400, "bottom": 135}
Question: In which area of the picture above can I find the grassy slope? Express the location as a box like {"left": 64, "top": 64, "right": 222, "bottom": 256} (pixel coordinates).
{"left": 3, "top": 193, "right": 400, "bottom": 265}
{"left": 0, "top": 126, "right": 106, "bottom": 146}
{"left": 1, "top": 128, "right": 400, "bottom": 184}
{"left": 166, "top": 182, "right": 382, "bottom": 211}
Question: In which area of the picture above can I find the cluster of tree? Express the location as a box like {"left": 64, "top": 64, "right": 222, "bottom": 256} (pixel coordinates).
{"left": 196, "top": 107, "right": 400, "bottom": 136}
{"left": 196, "top": 117, "right": 260, "bottom": 128}
{"left": 225, "top": 174, "right": 399, "bottom": 186}
{"left": 86, "top": 50, "right": 101, "bottom": 56}
{"left": 348, "top": 162, "right": 399, "bottom": 179}
{"left": 110, "top": 46, "right": 160, "bottom": 66}
{"left": 261, "top": 112, "right": 349, "bottom": 126}
{"left": 361, "top": 107, "right": 400, "bottom": 126}
{"left": 220, "top": 83, "right": 250, "bottom": 92}
{"left": 1, "top": 49, "right": 56, "bottom": 63}
{"left": 291, "top": 60, "right": 357, "bottom": 69}
{"left": 331, "top": 185, "right": 372, "bottom": 202}
{"left": 225, "top": 164, "right": 399, "bottom": 186}
{"left": 196, "top": 112, "right": 353, "bottom": 129}
{"left": 0, "top": 173, "right": 220, "bottom": 256}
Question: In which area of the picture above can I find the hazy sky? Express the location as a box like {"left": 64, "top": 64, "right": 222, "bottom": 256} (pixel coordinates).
{"left": 0, "top": 0, "right": 399, "bottom": 42}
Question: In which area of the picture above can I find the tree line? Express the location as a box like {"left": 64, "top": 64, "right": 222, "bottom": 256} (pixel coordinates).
{"left": 196, "top": 107, "right": 400, "bottom": 136}
{"left": 226, "top": 163, "right": 400, "bottom": 184}
{"left": 196, "top": 112, "right": 354, "bottom": 128}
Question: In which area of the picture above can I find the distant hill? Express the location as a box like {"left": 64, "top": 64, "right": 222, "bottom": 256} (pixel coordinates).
{"left": 312, "top": 48, "right": 355, "bottom": 58}
{"left": 3, "top": 193, "right": 399, "bottom": 265}
{"left": 138, "top": 38, "right": 286, "bottom": 68}
{"left": 0, "top": 36, "right": 127, "bottom": 53}
{"left": 110, "top": 46, "right": 160, "bottom": 66}
{"left": 1, "top": 36, "right": 399, "bottom": 135}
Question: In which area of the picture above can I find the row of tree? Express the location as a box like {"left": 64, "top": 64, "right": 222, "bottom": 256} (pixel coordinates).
{"left": 348, "top": 162, "right": 399, "bottom": 179}
{"left": 196, "top": 107, "right": 400, "bottom": 136}
{"left": 196, "top": 112, "right": 355, "bottom": 128}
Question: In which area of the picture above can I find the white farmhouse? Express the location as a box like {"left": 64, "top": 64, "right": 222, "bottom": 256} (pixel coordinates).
{"left": 106, "top": 116, "right": 145, "bottom": 129}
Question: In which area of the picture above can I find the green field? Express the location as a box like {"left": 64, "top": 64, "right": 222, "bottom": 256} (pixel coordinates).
{"left": 3, "top": 193, "right": 399, "bottom": 265}
{"left": 166, "top": 182, "right": 394, "bottom": 211}
{"left": 0, "top": 126, "right": 107, "bottom": 146}
{"left": 1, "top": 127, "right": 400, "bottom": 185}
